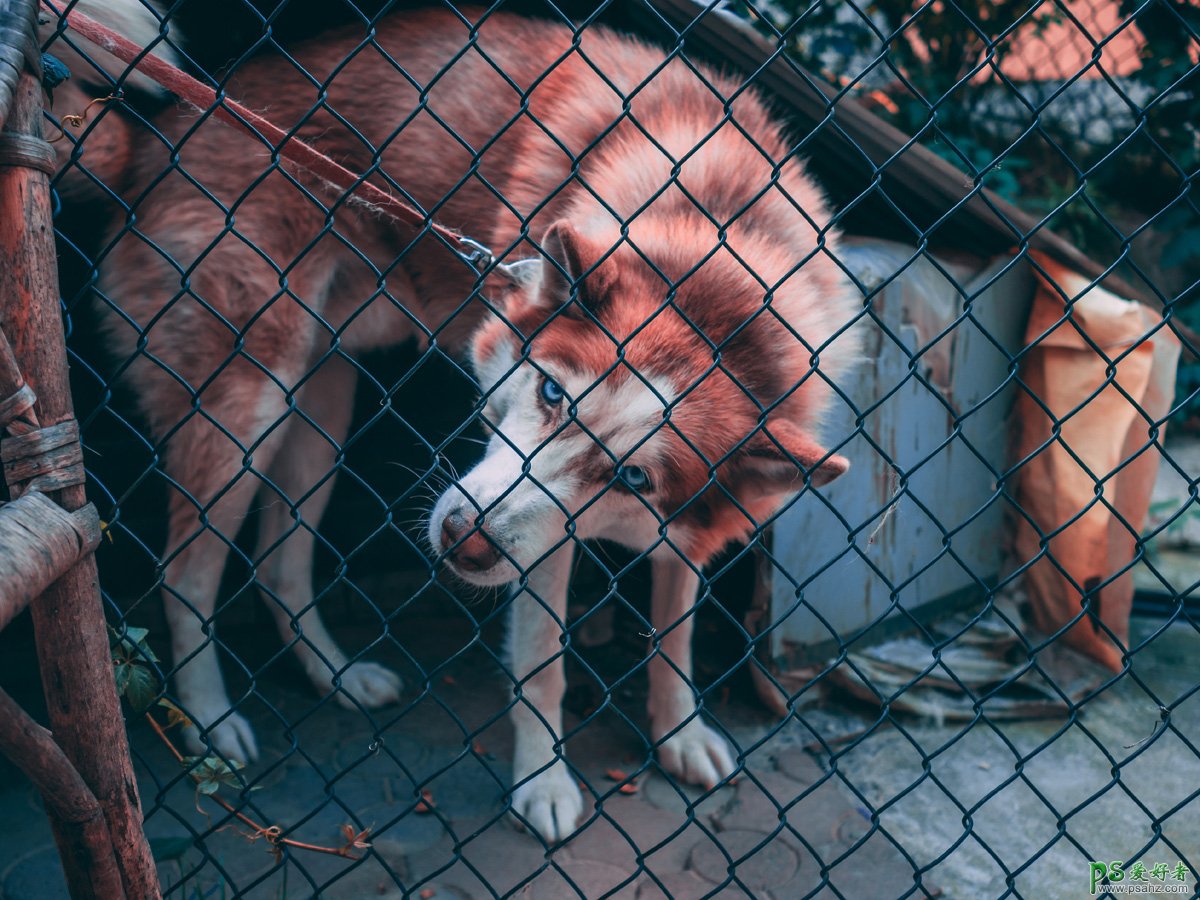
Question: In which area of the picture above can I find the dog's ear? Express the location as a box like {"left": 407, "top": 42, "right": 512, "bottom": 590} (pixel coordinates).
{"left": 734, "top": 420, "right": 848, "bottom": 497}
{"left": 538, "top": 221, "right": 605, "bottom": 317}
{"left": 486, "top": 256, "right": 543, "bottom": 302}
{"left": 484, "top": 222, "right": 602, "bottom": 317}
{"left": 495, "top": 258, "right": 543, "bottom": 289}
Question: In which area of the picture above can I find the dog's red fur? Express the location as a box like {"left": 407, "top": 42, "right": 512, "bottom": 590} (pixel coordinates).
{"left": 58, "top": 5, "right": 858, "bottom": 565}
{"left": 53, "top": 5, "right": 859, "bottom": 782}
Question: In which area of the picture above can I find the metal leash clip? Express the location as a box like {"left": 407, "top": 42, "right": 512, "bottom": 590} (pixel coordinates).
{"left": 456, "top": 236, "right": 496, "bottom": 273}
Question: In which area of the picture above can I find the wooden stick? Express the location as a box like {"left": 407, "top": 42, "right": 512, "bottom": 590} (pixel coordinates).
{"left": 0, "top": 67, "right": 160, "bottom": 898}
{"left": 0, "top": 492, "right": 101, "bottom": 632}
{"left": 0, "top": 688, "right": 127, "bottom": 899}
{"left": 0, "top": 324, "right": 39, "bottom": 433}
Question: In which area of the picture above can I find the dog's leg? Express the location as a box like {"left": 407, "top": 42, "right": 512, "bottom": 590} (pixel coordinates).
{"left": 255, "top": 354, "right": 402, "bottom": 708}
{"left": 162, "top": 374, "right": 292, "bottom": 764}
{"left": 508, "top": 541, "right": 584, "bottom": 843}
{"left": 648, "top": 553, "right": 736, "bottom": 788}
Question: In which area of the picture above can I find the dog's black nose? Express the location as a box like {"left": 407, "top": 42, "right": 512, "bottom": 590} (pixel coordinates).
{"left": 439, "top": 508, "right": 502, "bottom": 572}
{"left": 440, "top": 509, "right": 469, "bottom": 550}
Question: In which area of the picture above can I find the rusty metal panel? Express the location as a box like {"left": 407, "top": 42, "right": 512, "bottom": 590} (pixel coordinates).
{"left": 768, "top": 241, "right": 1034, "bottom": 662}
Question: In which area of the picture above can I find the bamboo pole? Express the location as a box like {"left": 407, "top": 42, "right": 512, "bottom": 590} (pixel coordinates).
{"left": 0, "top": 62, "right": 160, "bottom": 900}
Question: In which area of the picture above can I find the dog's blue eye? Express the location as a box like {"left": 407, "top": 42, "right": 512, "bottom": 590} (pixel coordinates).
{"left": 540, "top": 377, "right": 565, "bottom": 405}
{"left": 618, "top": 465, "right": 652, "bottom": 493}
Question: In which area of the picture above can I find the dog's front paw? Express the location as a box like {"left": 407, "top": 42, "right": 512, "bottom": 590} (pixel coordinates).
{"left": 182, "top": 707, "right": 259, "bottom": 764}
{"left": 510, "top": 762, "right": 585, "bottom": 844}
{"left": 656, "top": 718, "right": 735, "bottom": 789}
{"left": 333, "top": 662, "right": 403, "bottom": 709}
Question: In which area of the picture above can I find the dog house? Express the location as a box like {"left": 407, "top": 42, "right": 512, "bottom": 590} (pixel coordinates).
{"left": 767, "top": 242, "right": 1034, "bottom": 664}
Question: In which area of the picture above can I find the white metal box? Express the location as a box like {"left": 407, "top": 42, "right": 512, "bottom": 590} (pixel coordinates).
{"left": 766, "top": 240, "right": 1035, "bottom": 663}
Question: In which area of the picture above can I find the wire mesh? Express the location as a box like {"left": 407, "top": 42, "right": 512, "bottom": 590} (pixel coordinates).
{"left": 27, "top": 0, "right": 1200, "bottom": 896}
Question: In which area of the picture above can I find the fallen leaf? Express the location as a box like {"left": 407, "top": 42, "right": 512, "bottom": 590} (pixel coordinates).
{"left": 157, "top": 698, "right": 192, "bottom": 730}
{"left": 415, "top": 789, "right": 436, "bottom": 813}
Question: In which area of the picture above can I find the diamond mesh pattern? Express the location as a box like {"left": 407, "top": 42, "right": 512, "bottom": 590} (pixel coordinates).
{"left": 35, "top": 0, "right": 1200, "bottom": 896}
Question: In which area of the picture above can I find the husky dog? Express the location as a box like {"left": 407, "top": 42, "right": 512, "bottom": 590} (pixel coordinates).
{"left": 56, "top": 1, "right": 859, "bottom": 841}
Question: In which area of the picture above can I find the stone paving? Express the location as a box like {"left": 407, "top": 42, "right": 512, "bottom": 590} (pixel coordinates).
{"left": 0, "top": 606, "right": 913, "bottom": 899}
{"left": 2, "top": 610, "right": 1198, "bottom": 898}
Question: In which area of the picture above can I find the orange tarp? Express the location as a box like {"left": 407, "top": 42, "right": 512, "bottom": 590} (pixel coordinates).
{"left": 1014, "top": 254, "right": 1180, "bottom": 671}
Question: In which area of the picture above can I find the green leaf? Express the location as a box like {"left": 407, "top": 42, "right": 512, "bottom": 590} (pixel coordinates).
{"left": 125, "top": 664, "right": 159, "bottom": 712}
{"left": 135, "top": 639, "right": 160, "bottom": 665}
{"left": 113, "top": 661, "right": 132, "bottom": 697}
{"left": 183, "top": 754, "right": 245, "bottom": 796}
{"left": 149, "top": 835, "right": 193, "bottom": 862}
{"left": 131, "top": 636, "right": 159, "bottom": 665}
{"left": 109, "top": 625, "right": 160, "bottom": 665}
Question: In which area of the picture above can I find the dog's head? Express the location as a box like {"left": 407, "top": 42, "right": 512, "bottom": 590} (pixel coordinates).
{"left": 428, "top": 217, "right": 858, "bottom": 586}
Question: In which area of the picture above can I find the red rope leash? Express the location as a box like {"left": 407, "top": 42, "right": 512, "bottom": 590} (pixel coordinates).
{"left": 56, "top": 5, "right": 494, "bottom": 268}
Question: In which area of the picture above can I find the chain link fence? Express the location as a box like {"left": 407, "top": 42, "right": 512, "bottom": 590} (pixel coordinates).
{"left": 23, "top": 0, "right": 1200, "bottom": 896}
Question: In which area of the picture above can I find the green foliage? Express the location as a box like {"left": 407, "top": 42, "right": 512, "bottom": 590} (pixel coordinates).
{"left": 110, "top": 625, "right": 158, "bottom": 664}
{"left": 107, "top": 629, "right": 349, "bottom": 895}
{"left": 734, "top": 0, "right": 1199, "bottom": 417}
{"left": 115, "top": 661, "right": 158, "bottom": 711}
{"left": 1118, "top": 0, "right": 1200, "bottom": 286}
{"left": 109, "top": 625, "right": 161, "bottom": 712}
{"left": 108, "top": 629, "right": 249, "bottom": 799}
{"left": 181, "top": 755, "right": 248, "bottom": 795}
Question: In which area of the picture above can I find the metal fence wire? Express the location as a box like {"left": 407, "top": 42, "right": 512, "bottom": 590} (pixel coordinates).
{"left": 29, "top": 0, "right": 1200, "bottom": 896}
